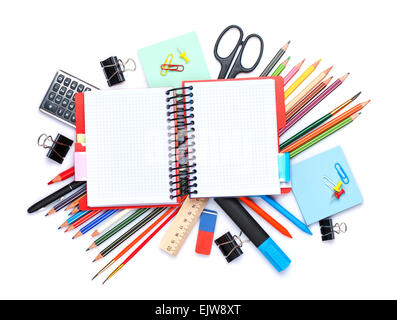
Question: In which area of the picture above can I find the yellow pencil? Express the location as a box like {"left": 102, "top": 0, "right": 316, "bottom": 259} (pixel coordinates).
{"left": 284, "top": 59, "right": 321, "bottom": 99}
{"left": 285, "top": 65, "right": 332, "bottom": 113}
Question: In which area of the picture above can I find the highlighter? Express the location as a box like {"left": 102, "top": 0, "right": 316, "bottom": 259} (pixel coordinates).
{"left": 214, "top": 198, "right": 291, "bottom": 272}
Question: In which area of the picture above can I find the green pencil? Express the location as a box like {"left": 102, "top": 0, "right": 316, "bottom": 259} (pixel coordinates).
{"left": 289, "top": 113, "right": 360, "bottom": 159}
{"left": 271, "top": 57, "right": 290, "bottom": 76}
{"left": 280, "top": 92, "right": 361, "bottom": 150}
{"left": 87, "top": 207, "right": 151, "bottom": 250}
{"left": 93, "top": 207, "right": 166, "bottom": 261}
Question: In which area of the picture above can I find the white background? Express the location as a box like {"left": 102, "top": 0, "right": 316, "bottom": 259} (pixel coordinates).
{"left": 1, "top": 0, "right": 396, "bottom": 300}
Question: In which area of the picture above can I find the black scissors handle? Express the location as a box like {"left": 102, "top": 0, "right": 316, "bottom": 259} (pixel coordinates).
{"left": 228, "top": 33, "right": 264, "bottom": 79}
{"left": 214, "top": 25, "right": 244, "bottom": 79}
{"left": 214, "top": 25, "right": 264, "bottom": 79}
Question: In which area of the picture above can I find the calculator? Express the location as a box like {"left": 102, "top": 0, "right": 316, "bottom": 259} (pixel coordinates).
{"left": 39, "top": 70, "right": 99, "bottom": 127}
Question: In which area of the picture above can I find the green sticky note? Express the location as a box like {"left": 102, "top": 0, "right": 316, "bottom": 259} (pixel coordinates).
{"left": 138, "top": 32, "right": 211, "bottom": 88}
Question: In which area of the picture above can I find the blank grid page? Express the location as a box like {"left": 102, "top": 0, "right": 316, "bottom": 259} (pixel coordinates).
{"left": 84, "top": 89, "right": 177, "bottom": 207}
{"left": 188, "top": 79, "right": 280, "bottom": 198}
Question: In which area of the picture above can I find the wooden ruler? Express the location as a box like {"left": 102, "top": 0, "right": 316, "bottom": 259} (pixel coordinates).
{"left": 159, "top": 197, "right": 209, "bottom": 256}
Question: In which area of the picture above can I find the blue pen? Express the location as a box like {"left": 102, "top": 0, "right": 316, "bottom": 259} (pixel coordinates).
{"left": 260, "top": 195, "right": 312, "bottom": 235}
{"left": 72, "top": 209, "right": 118, "bottom": 239}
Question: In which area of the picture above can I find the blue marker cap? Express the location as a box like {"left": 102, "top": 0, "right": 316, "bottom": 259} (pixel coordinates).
{"left": 257, "top": 238, "right": 291, "bottom": 272}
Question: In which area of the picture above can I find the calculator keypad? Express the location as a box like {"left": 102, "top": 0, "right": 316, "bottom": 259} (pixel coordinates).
{"left": 39, "top": 70, "right": 98, "bottom": 127}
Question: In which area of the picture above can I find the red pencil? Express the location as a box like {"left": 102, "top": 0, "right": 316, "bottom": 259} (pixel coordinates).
{"left": 239, "top": 197, "right": 292, "bottom": 238}
{"left": 48, "top": 167, "right": 75, "bottom": 185}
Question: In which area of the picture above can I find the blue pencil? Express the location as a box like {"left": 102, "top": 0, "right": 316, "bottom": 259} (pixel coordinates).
{"left": 259, "top": 195, "right": 312, "bottom": 235}
{"left": 72, "top": 209, "right": 118, "bottom": 239}
{"left": 58, "top": 210, "right": 91, "bottom": 229}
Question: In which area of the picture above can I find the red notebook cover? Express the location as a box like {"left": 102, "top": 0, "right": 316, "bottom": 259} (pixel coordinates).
{"left": 74, "top": 92, "right": 180, "bottom": 211}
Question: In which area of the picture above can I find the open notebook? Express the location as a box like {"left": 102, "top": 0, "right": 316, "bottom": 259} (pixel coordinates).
{"left": 79, "top": 77, "right": 285, "bottom": 208}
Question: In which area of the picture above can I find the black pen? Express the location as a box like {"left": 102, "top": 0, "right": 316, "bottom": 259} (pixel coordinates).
{"left": 27, "top": 181, "right": 86, "bottom": 214}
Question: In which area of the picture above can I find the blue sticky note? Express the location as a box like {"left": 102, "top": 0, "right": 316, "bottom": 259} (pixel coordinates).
{"left": 138, "top": 32, "right": 210, "bottom": 88}
{"left": 291, "top": 146, "right": 363, "bottom": 225}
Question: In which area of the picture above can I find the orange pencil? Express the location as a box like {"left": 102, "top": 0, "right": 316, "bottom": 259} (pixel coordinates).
{"left": 281, "top": 100, "right": 371, "bottom": 153}
{"left": 239, "top": 197, "right": 292, "bottom": 238}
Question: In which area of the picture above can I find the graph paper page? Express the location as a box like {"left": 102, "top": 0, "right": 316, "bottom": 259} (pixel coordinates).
{"left": 185, "top": 79, "right": 280, "bottom": 198}
{"left": 84, "top": 89, "right": 177, "bottom": 207}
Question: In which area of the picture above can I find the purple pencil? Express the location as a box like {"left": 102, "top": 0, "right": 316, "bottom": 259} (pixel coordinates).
{"left": 279, "top": 73, "right": 349, "bottom": 136}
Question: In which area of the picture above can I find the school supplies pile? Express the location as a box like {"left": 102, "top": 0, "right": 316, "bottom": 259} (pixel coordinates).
{"left": 29, "top": 25, "right": 368, "bottom": 283}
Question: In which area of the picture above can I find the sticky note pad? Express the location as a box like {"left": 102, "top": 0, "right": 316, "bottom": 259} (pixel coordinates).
{"left": 291, "top": 146, "right": 363, "bottom": 225}
{"left": 195, "top": 209, "right": 217, "bottom": 255}
{"left": 138, "top": 32, "right": 210, "bottom": 88}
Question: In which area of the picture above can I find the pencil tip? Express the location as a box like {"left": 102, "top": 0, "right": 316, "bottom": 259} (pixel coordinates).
{"left": 91, "top": 230, "right": 99, "bottom": 238}
{"left": 324, "top": 66, "right": 333, "bottom": 74}
{"left": 72, "top": 231, "right": 82, "bottom": 239}
{"left": 340, "top": 73, "right": 350, "bottom": 82}
{"left": 361, "top": 100, "right": 371, "bottom": 107}
{"left": 351, "top": 92, "right": 362, "bottom": 101}
{"left": 93, "top": 254, "right": 103, "bottom": 262}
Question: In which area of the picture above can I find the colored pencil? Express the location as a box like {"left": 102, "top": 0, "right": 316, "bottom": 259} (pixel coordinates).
{"left": 65, "top": 194, "right": 85, "bottom": 211}
{"left": 282, "top": 100, "right": 370, "bottom": 153}
{"left": 93, "top": 207, "right": 166, "bottom": 262}
{"left": 260, "top": 196, "right": 312, "bottom": 235}
{"left": 102, "top": 207, "right": 180, "bottom": 284}
{"left": 66, "top": 210, "right": 103, "bottom": 232}
{"left": 239, "top": 197, "right": 292, "bottom": 238}
{"left": 280, "top": 92, "right": 361, "bottom": 150}
{"left": 59, "top": 210, "right": 91, "bottom": 229}
{"left": 283, "top": 59, "right": 305, "bottom": 86}
{"left": 280, "top": 73, "right": 349, "bottom": 136}
{"left": 46, "top": 186, "right": 86, "bottom": 216}
{"left": 71, "top": 206, "right": 80, "bottom": 214}
{"left": 87, "top": 208, "right": 150, "bottom": 250}
{"left": 286, "top": 66, "right": 333, "bottom": 113}
{"left": 260, "top": 41, "right": 290, "bottom": 77}
{"left": 92, "top": 206, "right": 180, "bottom": 280}
{"left": 271, "top": 57, "right": 290, "bottom": 76}
{"left": 48, "top": 167, "right": 75, "bottom": 185}
{"left": 284, "top": 59, "right": 321, "bottom": 99}
{"left": 290, "top": 113, "right": 361, "bottom": 158}
{"left": 91, "top": 209, "right": 133, "bottom": 238}
{"left": 73, "top": 209, "right": 119, "bottom": 239}
{"left": 286, "top": 76, "right": 333, "bottom": 121}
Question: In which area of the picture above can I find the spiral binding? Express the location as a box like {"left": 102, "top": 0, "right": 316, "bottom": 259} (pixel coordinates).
{"left": 166, "top": 86, "right": 197, "bottom": 199}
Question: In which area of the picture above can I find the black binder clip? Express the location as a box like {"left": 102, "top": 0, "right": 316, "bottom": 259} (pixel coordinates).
{"left": 100, "top": 56, "right": 136, "bottom": 87}
{"left": 319, "top": 218, "right": 347, "bottom": 241}
{"left": 215, "top": 231, "right": 245, "bottom": 263}
{"left": 38, "top": 133, "right": 73, "bottom": 164}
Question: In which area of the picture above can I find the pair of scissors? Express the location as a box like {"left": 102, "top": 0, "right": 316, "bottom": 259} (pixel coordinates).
{"left": 214, "top": 25, "right": 264, "bottom": 80}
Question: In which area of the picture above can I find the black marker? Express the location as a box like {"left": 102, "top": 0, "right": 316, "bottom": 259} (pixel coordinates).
{"left": 215, "top": 198, "right": 291, "bottom": 272}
